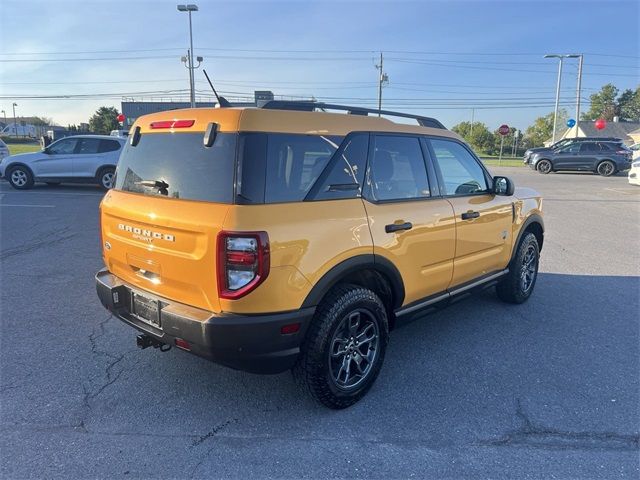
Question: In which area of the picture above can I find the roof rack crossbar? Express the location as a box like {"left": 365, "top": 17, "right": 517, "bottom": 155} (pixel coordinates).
{"left": 259, "top": 101, "right": 446, "bottom": 129}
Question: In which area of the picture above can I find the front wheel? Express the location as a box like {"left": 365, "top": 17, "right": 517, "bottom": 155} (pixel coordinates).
{"left": 597, "top": 160, "right": 615, "bottom": 177}
{"left": 496, "top": 232, "right": 540, "bottom": 304}
{"left": 97, "top": 167, "right": 115, "bottom": 190}
{"left": 293, "top": 285, "right": 389, "bottom": 409}
{"left": 7, "top": 165, "right": 34, "bottom": 189}
{"left": 536, "top": 159, "right": 552, "bottom": 174}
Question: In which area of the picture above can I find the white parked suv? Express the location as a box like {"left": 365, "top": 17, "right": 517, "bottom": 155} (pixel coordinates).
{"left": 0, "top": 135, "right": 125, "bottom": 190}
{"left": 0, "top": 139, "right": 9, "bottom": 162}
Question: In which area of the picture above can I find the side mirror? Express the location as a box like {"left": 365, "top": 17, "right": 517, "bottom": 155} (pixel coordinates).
{"left": 493, "top": 176, "right": 515, "bottom": 196}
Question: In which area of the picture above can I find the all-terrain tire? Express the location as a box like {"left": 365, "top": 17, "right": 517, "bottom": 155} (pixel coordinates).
{"left": 496, "top": 232, "right": 540, "bottom": 304}
{"left": 293, "top": 284, "right": 389, "bottom": 409}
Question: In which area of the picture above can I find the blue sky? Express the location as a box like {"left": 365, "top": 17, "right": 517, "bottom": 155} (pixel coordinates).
{"left": 0, "top": 0, "right": 638, "bottom": 132}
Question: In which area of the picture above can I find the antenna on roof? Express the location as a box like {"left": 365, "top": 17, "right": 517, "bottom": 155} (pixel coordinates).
{"left": 203, "top": 70, "right": 231, "bottom": 108}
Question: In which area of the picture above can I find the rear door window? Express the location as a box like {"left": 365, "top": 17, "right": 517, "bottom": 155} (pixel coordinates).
{"left": 114, "top": 132, "right": 236, "bottom": 203}
{"left": 366, "top": 135, "right": 431, "bottom": 201}
{"left": 77, "top": 138, "right": 101, "bottom": 154}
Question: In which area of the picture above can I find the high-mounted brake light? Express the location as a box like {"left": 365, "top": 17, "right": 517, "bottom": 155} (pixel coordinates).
{"left": 149, "top": 119, "right": 195, "bottom": 129}
{"left": 217, "top": 231, "right": 270, "bottom": 300}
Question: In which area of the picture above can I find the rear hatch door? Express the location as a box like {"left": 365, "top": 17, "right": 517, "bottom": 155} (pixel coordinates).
{"left": 101, "top": 126, "right": 237, "bottom": 312}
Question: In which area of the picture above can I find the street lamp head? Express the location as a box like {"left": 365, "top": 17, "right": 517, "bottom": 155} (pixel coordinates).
{"left": 12, "top": 102, "right": 17, "bottom": 107}
{"left": 177, "top": 4, "right": 187, "bottom": 11}
{"left": 196, "top": 56, "right": 203, "bottom": 62}
{"left": 177, "top": 4, "right": 198, "bottom": 11}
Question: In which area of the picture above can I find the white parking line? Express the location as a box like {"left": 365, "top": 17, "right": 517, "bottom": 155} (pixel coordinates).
{"left": 0, "top": 191, "right": 103, "bottom": 197}
{"left": 0, "top": 204, "right": 55, "bottom": 208}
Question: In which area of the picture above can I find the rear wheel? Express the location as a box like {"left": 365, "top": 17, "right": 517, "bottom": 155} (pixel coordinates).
{"left": 496, "top": 232, "right": 540, "bottom": 304}
{"left": 7, "top": 165, "right": 34, "bottom": 190}
{"left": 536, "top": 159, "right": 552, "bottom": 174}
{"left": 293, "top": 285, "right": 389, "bottom": 409}
{"left": 97, "top": 167, "right": 115, "bottom": 190}
{"left": 597, "top": 160, "right": 615, "bottom": 177}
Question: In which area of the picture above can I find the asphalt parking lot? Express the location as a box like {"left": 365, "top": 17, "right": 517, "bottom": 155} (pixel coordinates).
{"left": 1, "top": 167, "right": 638, "bottom": 479}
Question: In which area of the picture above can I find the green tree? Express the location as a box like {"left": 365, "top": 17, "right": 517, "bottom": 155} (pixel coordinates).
{"left": 583, "top": 84, "right": 619, "bottom": 121}
{"left": 524, "top": 109, "right": 568, "bottom": 148}
{"left": 617, "top": 87, "right": 640, "bottom": 122}
{"left": 89, "top": 106, "right": 120, "bottom": 134}
{"left": 451, "top": 121, "right": 496, "bottom": 154}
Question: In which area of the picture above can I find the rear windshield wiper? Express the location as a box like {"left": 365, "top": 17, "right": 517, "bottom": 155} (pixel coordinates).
{"left": 135, "top": 179, "right": 169, "bottom": 195}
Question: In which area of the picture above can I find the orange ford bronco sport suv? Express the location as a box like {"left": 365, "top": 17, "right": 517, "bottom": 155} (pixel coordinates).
{"left": 96, "top": 101, "right": 543, "bottom": 409}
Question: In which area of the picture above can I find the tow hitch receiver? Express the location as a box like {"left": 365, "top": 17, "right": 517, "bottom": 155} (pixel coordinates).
{"left": 136, "top": 334, "right": 171, "bottom": 352}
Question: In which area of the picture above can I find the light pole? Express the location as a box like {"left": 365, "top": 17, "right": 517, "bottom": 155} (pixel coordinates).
{"left": 1, "top": 110, "right": 6, "bottom": 129}
{"left": 177, "top": 4, "right": 199, "bottom": 107}
{"left": 12, "top": 102, "right": 17, "bottom": 137}
{"left": 574, "top": 54, "right": 584, "bottom": 137}
{"left": 544, "top": 54, "right": 580, "bottom": 144}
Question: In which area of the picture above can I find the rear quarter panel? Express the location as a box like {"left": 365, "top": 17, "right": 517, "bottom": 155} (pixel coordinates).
{"left": 220, "top": 199, "right": 373, "bottom": 314}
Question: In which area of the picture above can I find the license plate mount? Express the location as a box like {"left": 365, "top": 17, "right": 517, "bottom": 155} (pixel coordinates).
{"left": 132, "top": 292, "right": 161, "bottom": 328}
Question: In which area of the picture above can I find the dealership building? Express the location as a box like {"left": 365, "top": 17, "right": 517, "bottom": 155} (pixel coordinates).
{"left": 120, "top": 91, "right": 276, "bottom": 127}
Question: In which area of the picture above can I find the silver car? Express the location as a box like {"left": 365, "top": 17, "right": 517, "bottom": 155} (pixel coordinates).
{"left": 0, "top": 135, "right": 125, "bottom": 190}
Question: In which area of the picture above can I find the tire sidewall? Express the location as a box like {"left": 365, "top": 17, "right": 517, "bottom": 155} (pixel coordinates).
{"left": 97, "top": 167, "right": 115, "bottom": 190}
{"left": 321, "top": 296, "right": 388, "bottom": 400}
{"left": 511, "top": 233, "right": 540, "bottom": 302}
{"left": 8, "top": 165, "right": 34, "bottom": 189}
{"left": 297, "top": 286, "right": 389, "bottom": 408}
{"left": 597, "top": 161, "right": 615, "bottom": 177}
{"left": 537, "top": 160, "right": 552, "bottom": 174}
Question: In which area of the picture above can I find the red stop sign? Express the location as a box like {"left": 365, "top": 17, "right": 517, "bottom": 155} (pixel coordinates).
{"left": 498, "top": 124, "right": 510, "bottom": 136}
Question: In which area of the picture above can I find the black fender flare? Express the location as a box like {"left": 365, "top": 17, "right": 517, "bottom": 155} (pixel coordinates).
{"left": 300, "top": 254, "right": 405, "bottom": 309}
{"left": 512, "top": 214, "right": 544, "bottom": 263}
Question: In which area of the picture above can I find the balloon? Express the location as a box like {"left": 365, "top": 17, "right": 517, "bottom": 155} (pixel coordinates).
{"left": 594, "top": 118, "right": 606, "bottom": 130}
{"left": 116, "top": 114, "right": 126, "bottom": 123}
{"left": 566, "top": 118, "right": 576, "bottom": 128}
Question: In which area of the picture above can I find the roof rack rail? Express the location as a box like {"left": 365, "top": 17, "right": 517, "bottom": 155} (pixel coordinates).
{"left": 259, "top": 100, "right": 447, "bottom": 130}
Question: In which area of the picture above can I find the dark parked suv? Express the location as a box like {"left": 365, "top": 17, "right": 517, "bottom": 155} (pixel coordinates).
{"left": 523, "top": 137, "right": 623, "bottom": 165}
{"left": 528, "top": 141, "right": 632, "bottom": 176}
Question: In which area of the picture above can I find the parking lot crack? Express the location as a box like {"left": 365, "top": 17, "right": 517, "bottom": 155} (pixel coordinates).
{"left": 479, "top": 398, "right": 639, "bottom": 451}
{"left": 0, "top": 226, "right": 77, "bottom": 260}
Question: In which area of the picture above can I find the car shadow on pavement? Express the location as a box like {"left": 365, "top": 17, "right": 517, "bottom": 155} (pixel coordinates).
{"left": 76, "top": 272, "right": 639, "bottom": 447}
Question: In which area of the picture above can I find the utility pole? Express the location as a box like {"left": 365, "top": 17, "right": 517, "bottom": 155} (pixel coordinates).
{"left": 575, "top": 54, "right": 584, "bottom": 137}
{"left": 470, "top": 108, "right": 475, "bottom": 137}
{"left": 375, "top": 52, "right": 388, "bottom": 116}
{"left": 177, "top": 4, "right": 199, "bottom": 107}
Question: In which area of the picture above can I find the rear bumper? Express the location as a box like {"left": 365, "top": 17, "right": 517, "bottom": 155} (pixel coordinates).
{"left": 95, "top": 269, "right": 315, "bottom": 374}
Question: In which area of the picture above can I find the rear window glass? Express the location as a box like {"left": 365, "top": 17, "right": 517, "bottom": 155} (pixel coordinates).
{"left": 114, "top": 132, "right": 236, "bottom": 203}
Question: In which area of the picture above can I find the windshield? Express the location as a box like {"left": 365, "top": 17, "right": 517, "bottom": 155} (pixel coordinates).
{"left": 114, "top": 132, "right": 237, "bottom": 203}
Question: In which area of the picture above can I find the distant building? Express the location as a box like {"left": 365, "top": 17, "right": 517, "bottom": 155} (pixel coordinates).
{"left": 120, "top": 90, "right": 276, "bottom": 127}
{"left": 551, "top": 118, "right": 640, "bottom": 146}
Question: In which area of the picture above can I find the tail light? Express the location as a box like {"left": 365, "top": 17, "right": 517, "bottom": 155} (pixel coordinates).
{"left": 616, "top": 150, "right": 631, "bottom": 157}
{"left": 217, "top": 231, "right": 270, "bottom": 299}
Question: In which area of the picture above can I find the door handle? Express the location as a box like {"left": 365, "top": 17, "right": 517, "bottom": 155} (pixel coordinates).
{"left": 385, "top": 222, "right": 413, "bottom": 233}
{"left": 461, "top": 211, "right": 480, "bottom": 220}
